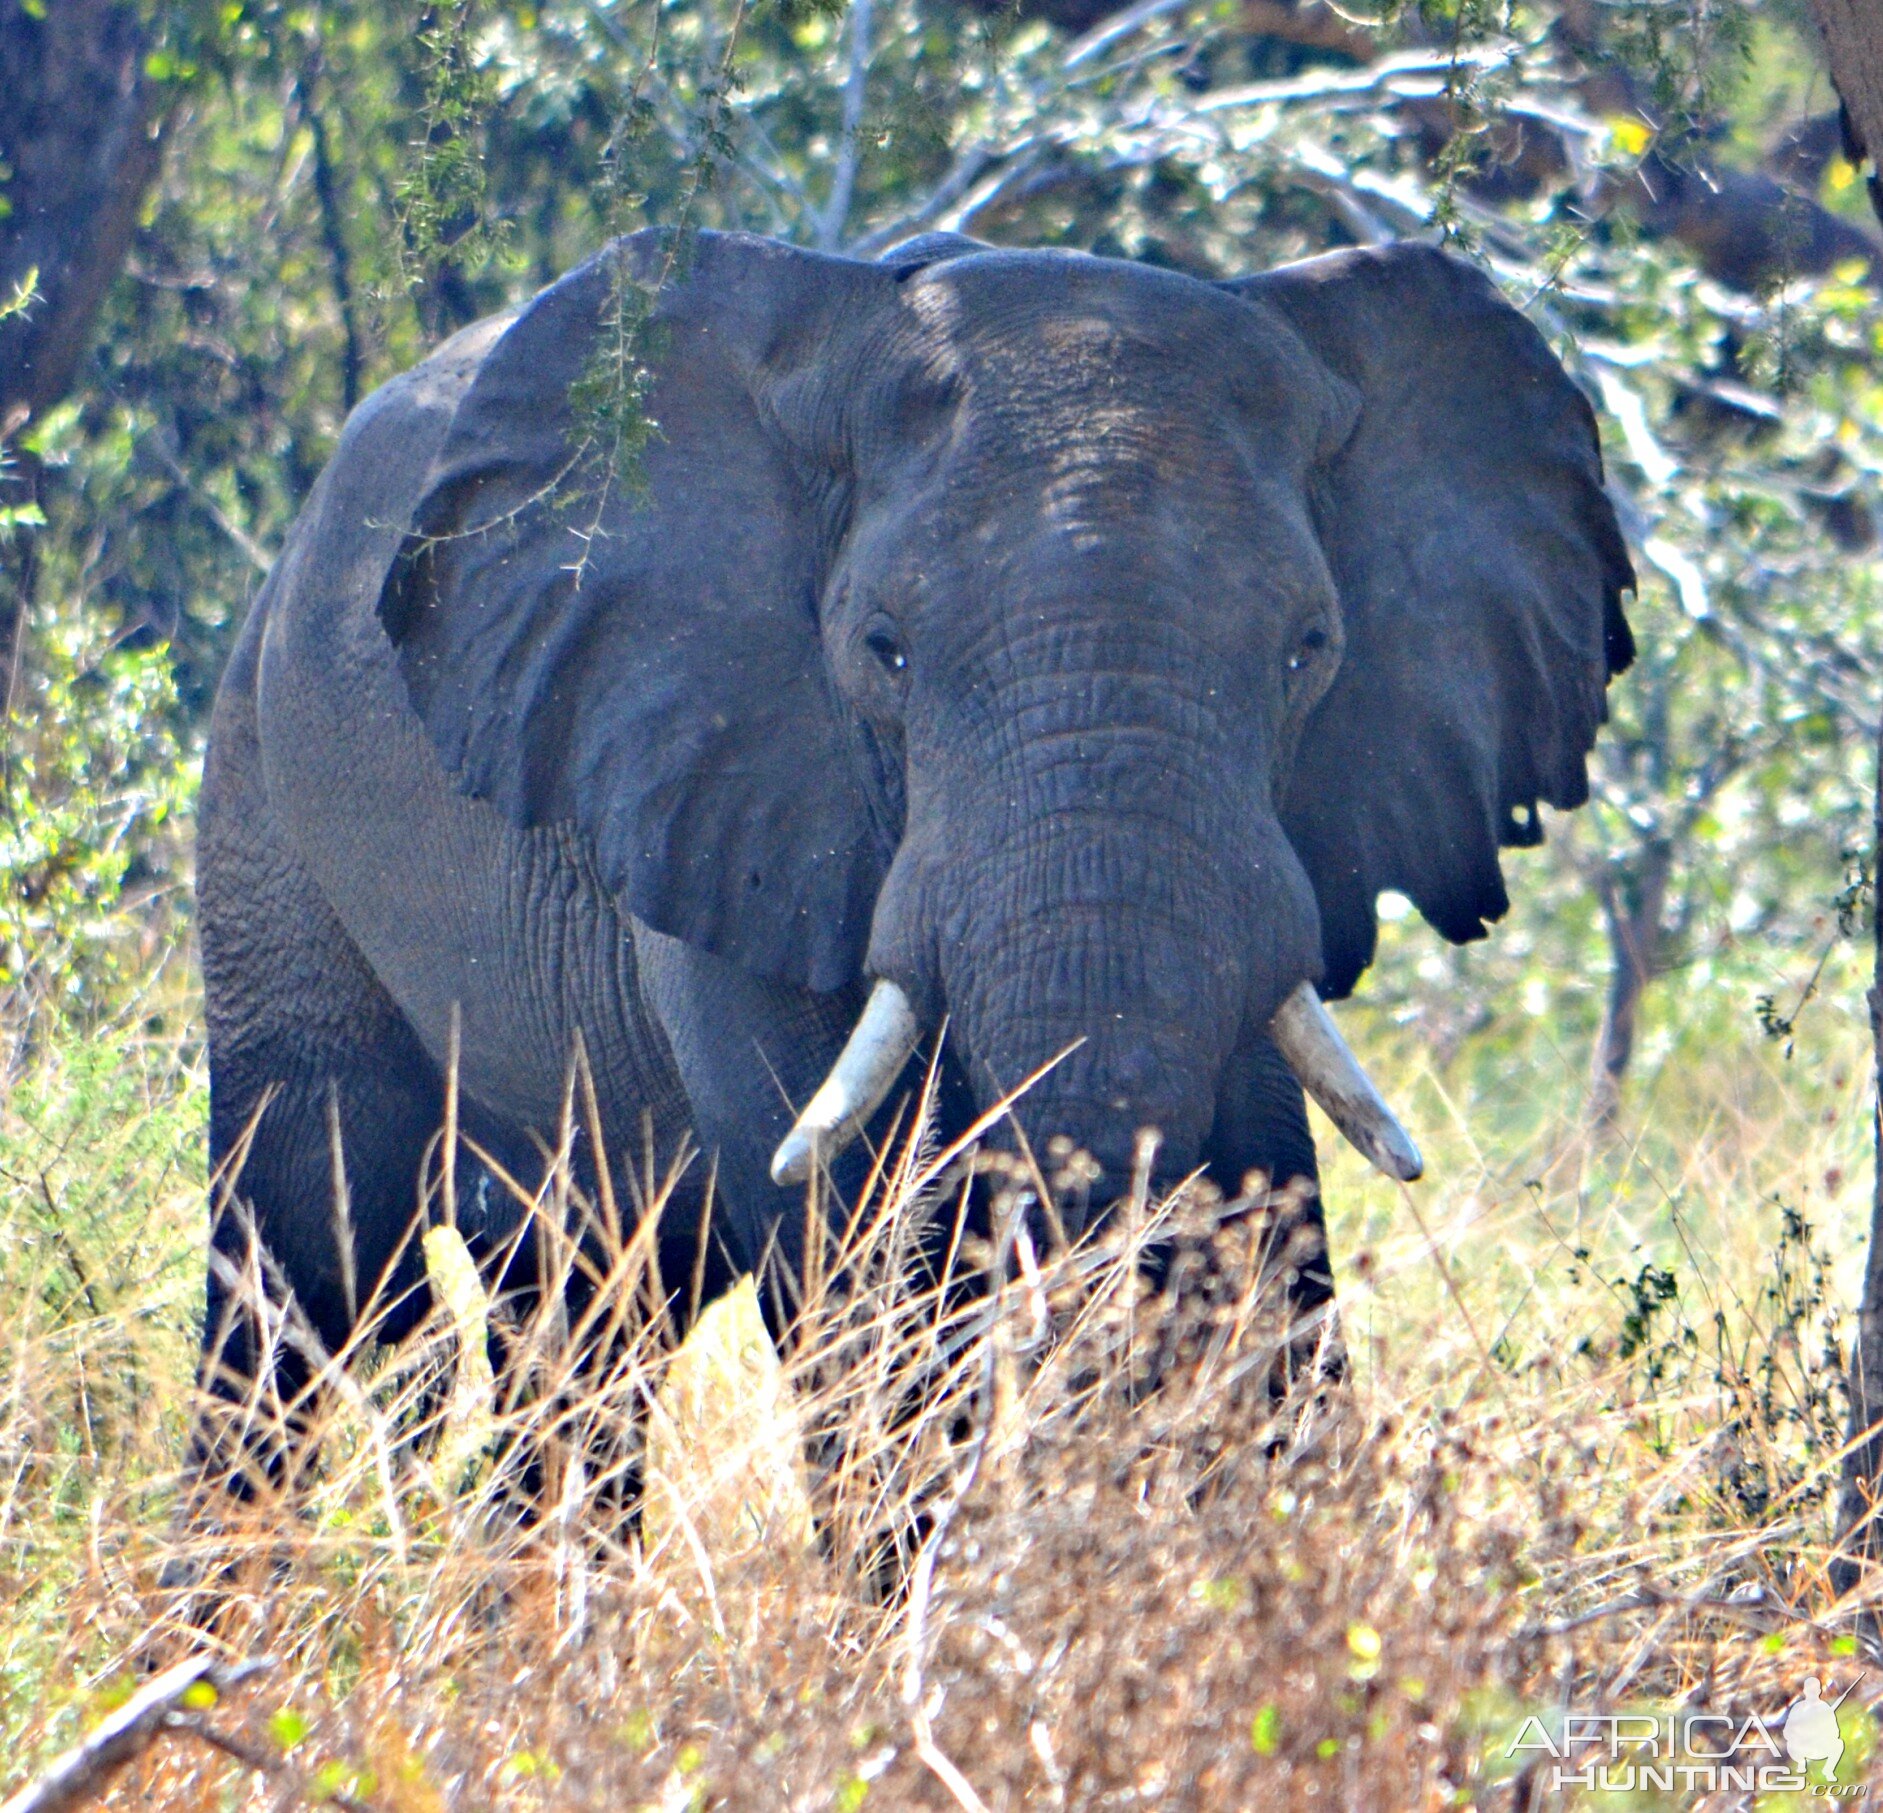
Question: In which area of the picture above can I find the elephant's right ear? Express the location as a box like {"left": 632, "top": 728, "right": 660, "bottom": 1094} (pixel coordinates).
{"left": 379, "top": 232, "right": 898, "bottom": 996}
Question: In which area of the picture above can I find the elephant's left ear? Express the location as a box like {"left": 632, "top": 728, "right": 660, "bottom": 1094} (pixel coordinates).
{"left": 1224, "top": 244, "right": 1635, "bottom": 997}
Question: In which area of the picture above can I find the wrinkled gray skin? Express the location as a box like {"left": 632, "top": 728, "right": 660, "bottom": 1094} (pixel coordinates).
{"left": 196, "top": 230, "right": 1632, "bottom": 1478}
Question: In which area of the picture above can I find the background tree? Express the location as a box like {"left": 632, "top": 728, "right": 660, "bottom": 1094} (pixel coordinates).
{"left": 1794, "top": 0, "right": 1883, "bottom": 1594}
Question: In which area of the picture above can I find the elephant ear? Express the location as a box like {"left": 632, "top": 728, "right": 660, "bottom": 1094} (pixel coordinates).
{"left": 1227, "top": 244, "right": 1635, "bottom": 997}
{"left": 877, "top": 231, "right": 990, "bottom": 276}
{"left": 380, "top": 231, "right": 898, "bottom": 994}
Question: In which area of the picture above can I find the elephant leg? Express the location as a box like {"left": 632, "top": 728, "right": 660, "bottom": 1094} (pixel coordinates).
{"left": 629, "top": 925, "right": 899, "bottom": 1306}
{"left": 195, "top": 778, "right": 445, "bottom": 1504}
{"left": 1198, "top": 1030, "right": 1342, "bottom": 1385}
{"left": 197, "top": 974, "right": 444, "bottom": 1503}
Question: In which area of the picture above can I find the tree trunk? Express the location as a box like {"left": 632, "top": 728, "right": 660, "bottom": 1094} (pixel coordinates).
{"left": 1586, "top": 837, "right": 1673, "bottom": 1129}
{"left": 0, "top": 0, "right": 167, "bottom": 707}
{"left": 0, "top": 0, "right": 165, "bottom": 429}
{"left": 1806, "top": 0, "right": 1883, "bottom": 1596}
{"left": 1834, "top": 721, "right": 1883, "bottom": 1594}
{"left": 1830, "top": 719, "right": 1883, "bottom": 1588}
{"left": 1812, "top": 0, "right": 1883, "bottom": 226}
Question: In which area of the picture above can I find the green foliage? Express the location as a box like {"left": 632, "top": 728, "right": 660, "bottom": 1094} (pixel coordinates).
{"left": 0, "top": 602, "right": 196, "bottom": 1040}
{"left": 0, "top": 0, "right": 1871, "bottom": 1213}
{"left": 1583, "top": 1197, "right": 1852, "bottom": 1523}
{"left": 1613, "top": 1260, "right": 1683, "bottom": 1371}
{"left": 396, "top": 1, "right": 513, "bottom": 291}
{"left": 566, "top": 0, "right": 760, "bottom": 501}
{"left": 0, "top": 1029, "right": 204, "bottom": 1576}
{"left": 5, "top": 6, "right": 1878, "bottom": 1117}
{"left": 1589, "top": 0, "right": 1758, "bottom": 137}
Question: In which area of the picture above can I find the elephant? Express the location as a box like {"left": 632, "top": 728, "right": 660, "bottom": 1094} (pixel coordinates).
{"left": 191, "top": 226, "right": 1633, "bottom": 1489}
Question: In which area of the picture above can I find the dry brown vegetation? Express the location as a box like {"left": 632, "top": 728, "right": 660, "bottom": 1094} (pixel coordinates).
{"left": 4, "top": 961, "right": 1883, "bottom": 1810}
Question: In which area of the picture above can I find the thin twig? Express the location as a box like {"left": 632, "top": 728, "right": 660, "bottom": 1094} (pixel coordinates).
{"left": 1062, "top": 0, "right": 1192, "bottom": 69}
{"left": 172, "top": 1714, "right": 378, "bottom": 1811}
{"left": 146, "top": 433, "right": 272, "bottom": 575}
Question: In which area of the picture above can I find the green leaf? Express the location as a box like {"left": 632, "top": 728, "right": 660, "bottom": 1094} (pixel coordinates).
{"left": 268, "top": 1708, "right": 311, "bottom": 1750}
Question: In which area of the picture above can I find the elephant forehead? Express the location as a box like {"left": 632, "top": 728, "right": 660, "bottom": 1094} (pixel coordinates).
{"left": 905, "top": 253, "right": 1297, "bottom": 380}
{"left": 892, "top": 255, "right": 1322, "bottom": 471}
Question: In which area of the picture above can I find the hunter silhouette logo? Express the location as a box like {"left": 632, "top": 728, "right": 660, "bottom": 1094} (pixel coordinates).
{"left": 1784, "top": 1675, "right": 1859, "bottom": 1783}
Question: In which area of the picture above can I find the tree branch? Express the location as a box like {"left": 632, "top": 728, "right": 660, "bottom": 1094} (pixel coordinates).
{"left": 819, "top": 0, "right": 875, "bottom": 251}
{"left": 0, "top": 1656, "right": 274, "bottom": 1813}
{"left": 298, "top": 59, "right": 363, "bottom": 415}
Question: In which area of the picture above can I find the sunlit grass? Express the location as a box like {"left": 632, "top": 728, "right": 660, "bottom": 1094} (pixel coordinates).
{"left": 1, "top": 928, "right": 1880, "bottom": 1807}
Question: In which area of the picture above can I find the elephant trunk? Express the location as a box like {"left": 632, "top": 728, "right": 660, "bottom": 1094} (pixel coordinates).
{"left": 931, "top": 807, "right": 1324, "bottom": 1212}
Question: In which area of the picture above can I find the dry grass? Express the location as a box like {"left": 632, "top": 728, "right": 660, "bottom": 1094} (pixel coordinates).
{"left": 4, "top": 949, "right": 1883, "bottom": 1810}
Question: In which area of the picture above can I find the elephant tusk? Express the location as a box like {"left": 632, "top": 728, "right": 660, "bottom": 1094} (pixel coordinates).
{"left": 770, "top": 979, "right": 922, "bottom": 1187}
{"left": 1269, "top": 981, "right": 1424, "bottom": 1183}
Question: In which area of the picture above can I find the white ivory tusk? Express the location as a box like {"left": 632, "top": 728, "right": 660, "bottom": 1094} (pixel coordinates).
{"left": 770, "top": 979, "right": 922, "bottom": 1187}
{"left": 1268, "top": 980, "right": 1424, "bottom": 1183}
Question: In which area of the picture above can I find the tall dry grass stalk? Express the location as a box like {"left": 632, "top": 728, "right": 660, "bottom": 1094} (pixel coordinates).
{"left": 4, "top": 994, "right": 1883, "bottom": 1808}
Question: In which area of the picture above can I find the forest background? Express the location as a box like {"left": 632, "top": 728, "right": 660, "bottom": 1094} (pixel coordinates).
{"left": 9, "top": 0, "right": 1883, "bottom": 1804}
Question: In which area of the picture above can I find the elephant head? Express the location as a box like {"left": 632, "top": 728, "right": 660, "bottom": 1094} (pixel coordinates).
{"left": 381, "top": 230, "right": 1632, "bottom": 1217}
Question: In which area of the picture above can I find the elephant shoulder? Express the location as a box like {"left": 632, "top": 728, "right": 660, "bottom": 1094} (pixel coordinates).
{"left": 238, "top": 307, "right": 674, "bottom": 1130}
{"left": 248, "top": 309, "right": 518, "bottom": 852}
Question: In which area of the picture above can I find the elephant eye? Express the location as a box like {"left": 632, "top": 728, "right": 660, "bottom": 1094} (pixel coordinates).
{"left": 865, "top": 621, "right": 910, "bottom": 680}
{"left": 1286, "top": 626, "right": 1330, "bottom": 674}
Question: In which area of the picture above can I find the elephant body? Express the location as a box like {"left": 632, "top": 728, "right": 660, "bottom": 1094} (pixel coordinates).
{"left": 194, "top": 229, "right": 1632, "bottom": 1475}
{"left": 198, "top": 309, "right": 863, "bottom": 1433}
